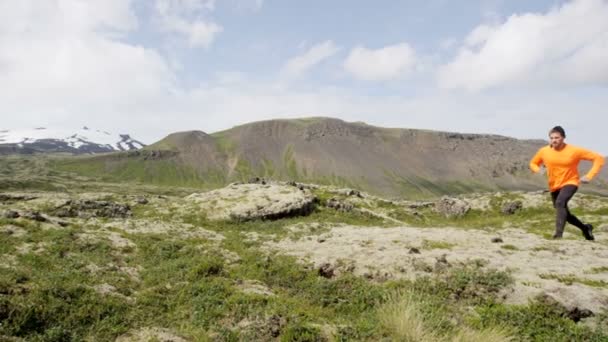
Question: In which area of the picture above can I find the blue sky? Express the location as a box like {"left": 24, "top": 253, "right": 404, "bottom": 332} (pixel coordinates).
{"left": 1, "top": 0, "right": 607, "bottom": 153}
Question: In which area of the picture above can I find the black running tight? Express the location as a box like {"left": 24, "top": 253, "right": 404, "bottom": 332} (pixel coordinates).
{"left": 550, "top": 185, "right": 587, "bottom": 236}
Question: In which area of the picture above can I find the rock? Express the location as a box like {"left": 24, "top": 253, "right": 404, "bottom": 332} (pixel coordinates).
{"left": 318, "top": 263, "right": 335, "bottom": 278}
{"left": 434, "top": 254, "right": 450, "bottom": 272}
{"left": 136, "top": 197, "right": 149, "bottom": 205}
{"left": 267, "top": 315, "right": 286, "bottom": 338}
{"left": 0, "top": 194, "right": 37, "bottom": 202}
{"left": 337, "top": 188, "right": 363, "bottom": 198}
{"left": 435, "top": 197, "right": 471, "bottom": 218}
{"left": 436, "top": 254, "right": 449, "bottom": 265}
{"left": 2, "top": 210, "right": 20, "bottom": 219}
{"left": 501, "top": 200, "right": 523, "bottom": 215}
{"left": 408, "top": 201, "right": 435, "bottom": 209}
{"left": 187, "top": 183, "right": 317, "bottom": 222}
{"left": 326, "top": 197, "right": 354, "bottom": 212}
{"left": 248, "top": 177, "right": 267, "bottom": 185}
{"left": 535, "top": 285, "right": 607, "bottom": 322}
{"left": 22, "top": 211, "right": 47, "bottom": 222}
{"left": 568, "top": 308, "right": 594, "bottom": 322}
{"left": 53, "top": 200, "right": 131, "bottom": 218}
{"left": 491, "top": 237, "right": 503, "bottom": 243}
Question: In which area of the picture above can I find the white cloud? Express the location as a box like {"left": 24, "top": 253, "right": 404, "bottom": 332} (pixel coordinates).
{"left": 0, "top": 0, "right": 138, "bottom": 36}
{"left": 343, "top": 43, "right": 417, "bottom": 81}
{"left": 282, "top": 40, "right": 339, "bottom": 78}
{"left": 254, "top": 0, "right": 264, "bottom": 10}
{"left": 0, "top": 0, "right": 174, "bottom": 124}
{"left": 438, "top": 0, "right": 608, "bottom": 91}
{"left": 155, "top": 0, "right": 222, "bottom": 48}
{"left": 1, "top": 0, "right": 607, "bottom": 158}
{"left": 156, "top": 0, "right": 216, "bottom": 13}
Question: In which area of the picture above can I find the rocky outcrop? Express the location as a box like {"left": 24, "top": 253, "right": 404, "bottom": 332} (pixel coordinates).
{"left": 53, "top": 200, "right": 132, "bottom": 218}
{"left": 435, "top": 197, "right": 471, "bottom": 218}
{"left": 187, "top": 183, "right": 317, "bottom": 222}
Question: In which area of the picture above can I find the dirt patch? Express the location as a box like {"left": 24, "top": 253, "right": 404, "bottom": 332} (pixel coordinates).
{"left": 236, "top": 279, "right": 275, "bottom": 297}
{"left": 102, "top": 219, "right": 224, "bottom": 241}
{"left": 265, "top": 224, "right": 608, "bottom": 313}
{"left": 0, "top": 254, "right": 17, "bottom": 269}
{"left": 115, "top": 327, "right": 188, "bottom": 342}
{"left": 15, "top": 242, "right": 47, "bottom": 255}
{"left": 0, "top": 225, "right": 27, "bottom": 237}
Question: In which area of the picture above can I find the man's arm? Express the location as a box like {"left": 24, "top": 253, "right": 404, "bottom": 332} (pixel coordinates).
{"left": 578, "top": 147, "right": 605, "bottom": 183}
{"left": 529, "top": 149, "right": 544, "bottom": 173}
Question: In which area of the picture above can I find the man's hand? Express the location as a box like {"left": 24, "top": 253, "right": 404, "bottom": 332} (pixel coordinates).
{"left": 581, "top": 176, "right": 591, "bottom": 184}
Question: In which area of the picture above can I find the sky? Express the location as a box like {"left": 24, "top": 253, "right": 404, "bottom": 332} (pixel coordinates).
{"left": 1, "top": 0, "right": 607, "bottom": 153}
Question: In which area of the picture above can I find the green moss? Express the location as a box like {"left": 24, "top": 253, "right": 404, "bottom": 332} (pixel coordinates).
{"left": 538, "top": 273, "right": 608, "bottom": 288}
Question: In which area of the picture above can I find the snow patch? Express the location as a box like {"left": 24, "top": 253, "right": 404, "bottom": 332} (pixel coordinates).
{"left": 0, "top": 126, "right": 145, "bottom": 151}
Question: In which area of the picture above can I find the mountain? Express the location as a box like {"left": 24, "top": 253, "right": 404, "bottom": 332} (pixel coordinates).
{"left": 0, "top": 126, "right": 145, "bottom": 155}
{"left": 53, "top": 117, "right": 605, "bottom": 198}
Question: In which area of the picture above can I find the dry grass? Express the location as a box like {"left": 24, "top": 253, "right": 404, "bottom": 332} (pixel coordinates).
{"left": 378, "top": 291, "right": 515, "bottom": 342}
{"left": 377, "top": 292, "right": 440, "bottom": 342}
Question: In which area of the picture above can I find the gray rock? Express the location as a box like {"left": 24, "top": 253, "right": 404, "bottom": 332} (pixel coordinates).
{"left": 53, "top": 200, "right": 131, "bottom": 218}
{"left": 434, "top": 254, "right": 450, "bottom": 272}
{"left": 136, "top": 197, "right": 149, "bottom": 205}
{"left": 248, "top": 177, "right": 267, "bottom": 185}
{"left": 0, "top": 194, "right": 37, "bottom": 202}
{"left": 3, "top": 210, "right": 20, "bottom": 219}
{"left": 537, "top": 290, "right": 596, "bottom": 322}
{"left": 501, "top": 200, "right": 523, "bottom": 215}
{"left": 267, "top": 315, "right": 286, "bottom": 338}
{"left": 22, "top": 211, "right": 47, "bottom": 222}
{"left": 435, "top": 197, "right": 471, "bottom": 218}
{"left": 326, "top": 197, "right": 354, "bottom": 212}
{"left": 318, "top": 263, "right": 335, "bottom": 278}
{"left": 187, "top": 183, "right": 317, "bottom": 222}
{"left": 337, "top": 188, "right": 363, "bottom": 198}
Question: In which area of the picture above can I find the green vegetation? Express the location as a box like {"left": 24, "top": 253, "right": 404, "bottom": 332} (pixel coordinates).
{"left": 501, "top": 244, "right": 519, "bottom": 251}
{"left": 538, "top": 273, "right": 608, "bottom": 288}
{"left": 422, "top": 239, "right": 456, "bottom": 250}
{"left": 1, "top": 154, "right": 608, "bottom": 341}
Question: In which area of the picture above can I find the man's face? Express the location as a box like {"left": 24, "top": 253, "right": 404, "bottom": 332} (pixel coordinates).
{"left": 549, "top": 132, "right": 564, "bottom": 148}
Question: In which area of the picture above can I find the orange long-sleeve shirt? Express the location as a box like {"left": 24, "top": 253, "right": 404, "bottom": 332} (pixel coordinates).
{"left": 530, "top": 144, "right": 605, "bottom": 192}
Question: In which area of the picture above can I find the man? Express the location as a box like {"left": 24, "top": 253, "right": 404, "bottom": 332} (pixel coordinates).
{"left": 529, "top": 126, "right": 605, "bottom": 240}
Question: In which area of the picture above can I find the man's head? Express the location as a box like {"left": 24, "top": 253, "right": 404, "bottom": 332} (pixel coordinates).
{"left": 549, "top": 125, "right": 566, "bottom": 149}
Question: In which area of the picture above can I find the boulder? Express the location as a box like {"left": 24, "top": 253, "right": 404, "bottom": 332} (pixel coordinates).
{"left": 435, "top": 197, "right": 471, "bottom": 218}
{"left": 501, "top": 200, "right": 523, "bottom": 215}
{"left": 187, "top": 183, "right": 317, "bottom": 222}
{"left": 2, "top": 210, "right": 20, "bottom": 219}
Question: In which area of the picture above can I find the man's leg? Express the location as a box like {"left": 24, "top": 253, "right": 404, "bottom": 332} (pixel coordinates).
{"left": 551, "top": 188, "right": 568, "bottom": 238}
{"left": 552, "top": 185, "right": 594, "bottom": 240}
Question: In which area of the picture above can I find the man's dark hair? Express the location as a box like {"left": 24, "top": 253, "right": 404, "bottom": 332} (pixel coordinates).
{"left": 549, "top": 125, "right": 566, "bottom": 138}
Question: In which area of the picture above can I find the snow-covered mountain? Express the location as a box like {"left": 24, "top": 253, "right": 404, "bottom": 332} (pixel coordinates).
{"left": 0, "top": 127, "right": 146, "bottom": 155}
